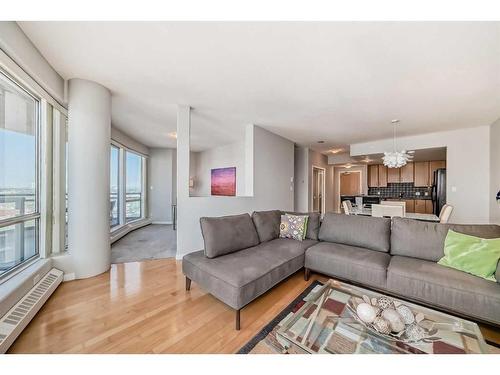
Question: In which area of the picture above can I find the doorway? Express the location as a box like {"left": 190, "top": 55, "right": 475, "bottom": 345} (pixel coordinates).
{"left": 312, "top": 166, "right": 326, "bottom": 216}
{"left": 340, "top": 171, "right": 361, "bottom": 196}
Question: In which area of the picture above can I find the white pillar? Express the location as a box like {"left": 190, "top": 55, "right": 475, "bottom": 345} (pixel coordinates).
{"left": 68, "top": 79, "right": 111, "bottom": 279}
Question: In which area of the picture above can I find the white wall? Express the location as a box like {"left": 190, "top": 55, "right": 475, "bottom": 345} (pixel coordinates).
{"left": 0, "top": 22, "right": 64, "bottom": 104}
{"left": 491, "top": 119, "right": 500, "bottom": 224}
{"left": 149, "top": 148, "right": 175, "bottom": 223}
{"left": 351, "top": 126, "right": 491, "bottom": 224}
{"left": 190, "top": 141, "right": 246, "bottom": 197}
{"left": 111, "top": 126, "right": 150, "bottom": 156}
{"left": 176, "top": 107, "right": 294, "bottom": 258}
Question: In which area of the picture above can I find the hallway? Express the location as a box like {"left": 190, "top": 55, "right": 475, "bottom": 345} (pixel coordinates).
{"left": 111, "top": 224, "right": 177, "bottom": 263}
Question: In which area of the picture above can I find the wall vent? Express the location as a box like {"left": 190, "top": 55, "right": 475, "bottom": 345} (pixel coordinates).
{"left": 0, "top": 268, "right": 63, "bottom": 353}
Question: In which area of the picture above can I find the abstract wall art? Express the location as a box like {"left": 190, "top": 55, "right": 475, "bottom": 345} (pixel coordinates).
{"left": 211, "top": 167, "right": 236, "bottom": 196}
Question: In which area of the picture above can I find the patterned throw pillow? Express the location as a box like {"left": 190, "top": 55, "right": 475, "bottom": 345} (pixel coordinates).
{"left": 279, "top": 214, "right": 308, "bottom": 241}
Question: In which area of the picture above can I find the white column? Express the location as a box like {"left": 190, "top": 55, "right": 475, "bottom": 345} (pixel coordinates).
{"left": 67, "top": 79, "right": 111, "bottom": 279}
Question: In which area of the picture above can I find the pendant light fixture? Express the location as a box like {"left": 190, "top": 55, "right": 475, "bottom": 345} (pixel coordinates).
{"left": 382, "top": 119, "right": 412, "bottom": 168}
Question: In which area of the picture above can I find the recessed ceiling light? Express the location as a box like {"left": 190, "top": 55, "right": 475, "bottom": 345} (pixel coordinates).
{"left": 167, "top": 132, "right": 177, "bottom": 139}
{"left": 317, "top": 140, "right": 325, "bottom": 144}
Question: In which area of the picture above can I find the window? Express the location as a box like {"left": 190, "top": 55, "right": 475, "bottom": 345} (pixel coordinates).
{"left": 125, "top": 151, "right": 143, "bottom": 223}
{"left": 110, "top": 145, "right": 120, "bottom": 227}
{"left": 109, "top": 144, "right": 146, "bottom": 231}
{"left": 0, "top": 71, "right": 40, "bottom": 277}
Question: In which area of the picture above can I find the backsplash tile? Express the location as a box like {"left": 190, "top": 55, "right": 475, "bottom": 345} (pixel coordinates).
{"left": 368, "top": 183, "right": 432, "bottom": 199}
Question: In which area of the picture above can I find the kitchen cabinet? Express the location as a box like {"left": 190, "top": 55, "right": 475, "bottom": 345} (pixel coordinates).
{"left": 387, "top": 167, "right": 400, "bottom": 183}
{"left": 425, "top": 200, "right": 434, "bottom": 214}
{"left": 429, "top": 161, "right": 446, "bottom": 184}
{"left": 403, "top": 199, "right": 415, "bottom": 213}
{"left": 414, "top": 199, "right": 427, "bottom": 214}
{"left": 400, "top": 162, "right": 414, "bottom": 183}
{"left": 368, "top": 165, "right": 379, "bottom": 187}
{"left": 378, "top": 165, "right": 388, "bottom": 187}
{"left": 414, "top": 161, "right": 430, "bottom": 187}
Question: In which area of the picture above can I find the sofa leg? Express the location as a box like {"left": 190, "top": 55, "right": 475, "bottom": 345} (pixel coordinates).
{"left": 185, "top": 276, "right": 191, "bottom": 291}
{"left": 304, "top": 268, "right": 310, "bottom": 281}
{"left": 235, "top": 309, "right": 241, "bottom": 330}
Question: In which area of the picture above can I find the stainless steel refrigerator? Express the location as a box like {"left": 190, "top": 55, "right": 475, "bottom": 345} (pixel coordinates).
{"left": 432, "top": 168, "right": 446, "bottom": 216}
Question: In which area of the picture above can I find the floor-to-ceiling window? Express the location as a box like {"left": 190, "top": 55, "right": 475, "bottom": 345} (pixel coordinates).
{"left": 125, "top": 151, "right": 143, "bottom": 223}
{"left": 110, "top": 145, "right": 120, "bottom": 227}
{"left": 110, "top": 144, "right": 146, "bottom": 231}
{"left": 0, "top": 70, "right": 40, "bottom": 277}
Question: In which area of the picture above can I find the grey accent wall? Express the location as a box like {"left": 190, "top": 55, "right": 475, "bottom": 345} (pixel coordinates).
{"left": 294, "top": 146, "right": 309, "bottom": 212}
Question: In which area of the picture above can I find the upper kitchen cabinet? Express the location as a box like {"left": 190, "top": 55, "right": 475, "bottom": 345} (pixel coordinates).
{"left": 414, "top": 161, "right": 430, "bottom": 187}
{"left": 368, "top": 164, "right": 388, "bottom": 187}
{"left": 368, "top": 164, "right": 379, "bottom": 187}
{"left": 387, "top": 167, "right": 400, "bottom": 183}
{"left": 400, "top": 162, "right": 414, "bottom": 183}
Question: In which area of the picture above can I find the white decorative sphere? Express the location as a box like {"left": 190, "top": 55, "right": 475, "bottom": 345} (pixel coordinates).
{"left": 382, "top": 308, "right": 405, "bottom": 333}
{"left": 356, "top": 303, "right": 377, "bottom": 324}
{"left": 396, "top": 305, "right": 415, "bottom": 324}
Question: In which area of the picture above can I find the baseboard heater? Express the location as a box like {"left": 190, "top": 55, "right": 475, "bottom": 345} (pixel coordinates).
{"left": 0, "top": 268, "right": 63, "bottom": 353}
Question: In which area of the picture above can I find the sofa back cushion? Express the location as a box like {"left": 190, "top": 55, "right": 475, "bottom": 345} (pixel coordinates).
{"left": 251, "top": 210, "right": 282, "bottom": 242}
{"left": 318, "top": 213, "right": 391, "bottom": 252}
{"left": 283, "top": 211, "right": 321, "bottom": 240}
{"left": 200, "top": 213, "right": 260, "bottom": 258}
{"left": 391, "top": 217, "right": 500, "bottom": 262}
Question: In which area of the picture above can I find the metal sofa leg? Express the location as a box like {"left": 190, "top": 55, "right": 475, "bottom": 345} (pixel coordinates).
{"left": 185, "top": 276, "right": 191, "bottom": 291}
{"left": 304, "top": 268, "right": 310, "bottom": 281}
{"left": 236, "top": 309, "right": 241, "bottom": 330}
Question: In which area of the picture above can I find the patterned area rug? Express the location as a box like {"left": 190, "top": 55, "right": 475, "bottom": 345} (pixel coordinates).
{"left": 238, "top": 280, "right": 500, "bottom": 354}
{"left": 238, "top": 281, "right": 323, "bottom": 354}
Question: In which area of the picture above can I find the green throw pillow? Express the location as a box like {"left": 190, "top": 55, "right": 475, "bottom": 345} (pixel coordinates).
{"left": 279, "top": 214, "right": 308, "bottom": 241}
{"left": 438, "top": 230, "right": 500, "bottom": 281}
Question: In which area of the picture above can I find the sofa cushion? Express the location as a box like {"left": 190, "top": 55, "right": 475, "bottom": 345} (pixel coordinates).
{"left": 283, "top": 211, "right": 321, "bottom": 240}
{"left": 251, "top": 210, "right": 282, "bottom": 242}
{"left": 182, "top": 238, "right": 318, "bottom": 309}
{"left": 318, "top": 213, "right": 391, "bottom": 252}
{"left": 200, "top": 213, "right": 260, "bottom": 258}
{"left": 391, "top": 217, "right": 500, "bottom": 262}
{"left": 305, "top": 242, "right": 390, "bottom": 289}
{"left": 387, "top": 256, "right": 500, "bottom": 325}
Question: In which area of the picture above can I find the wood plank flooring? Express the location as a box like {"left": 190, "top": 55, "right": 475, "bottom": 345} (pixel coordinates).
{"left": 8, "top": 258, "right": 500, "bottom": 353}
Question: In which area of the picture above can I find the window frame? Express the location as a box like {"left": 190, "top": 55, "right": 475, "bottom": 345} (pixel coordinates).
{"left": 110, "top": 144, "right": 121, "bottom": 229}
{"left": 0, "top": 68, "right": 42, "bottom": 281}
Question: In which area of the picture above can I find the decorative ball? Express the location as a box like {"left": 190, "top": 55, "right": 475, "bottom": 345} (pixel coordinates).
{"left": 373, "top": 317, "right": 391, "bottom": 334}
{"left": 404, "top": 323, "right": 426, "bottom": 342}
{"left": 381, "top": 309, "right": 405, "bottom": 333}
{"left": 376, "top": 296, "right": 394, "bottom": 310}
{"left": 356, "top": 303, "right": 377, "bottom": 324}
{"left": 396, "top": 305, "right": 415, "bottom": 325}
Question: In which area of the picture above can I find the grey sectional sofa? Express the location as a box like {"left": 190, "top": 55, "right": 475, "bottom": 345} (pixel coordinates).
{"left": 183, "top": 210, "right": 500, "bottom": 330}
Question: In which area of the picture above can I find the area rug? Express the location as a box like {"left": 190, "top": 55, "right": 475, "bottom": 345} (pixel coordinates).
{"left": 238, "top": 280, "right": 500, "bottom": 354}
{"left": 238, "top": 280, "right": 323, "bottom": 354}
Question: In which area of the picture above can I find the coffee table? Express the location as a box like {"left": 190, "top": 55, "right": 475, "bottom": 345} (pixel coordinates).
{"left": 276, "top": 279, "right": 490, "bottom": 354}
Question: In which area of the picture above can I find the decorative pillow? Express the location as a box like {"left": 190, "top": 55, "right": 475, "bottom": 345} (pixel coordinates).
{"left": 279, "top": 214, "right": 308, "bottom": 241}
{"left": 283, "top": 211, "right": 320, "bottom": 240}
{"left": 438, "top": 230, "right": 500, "bottom": 281}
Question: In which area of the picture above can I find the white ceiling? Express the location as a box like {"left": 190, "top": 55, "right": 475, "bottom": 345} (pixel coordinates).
{"left": 19, "top": 22, "right": 500, "bottom": 152}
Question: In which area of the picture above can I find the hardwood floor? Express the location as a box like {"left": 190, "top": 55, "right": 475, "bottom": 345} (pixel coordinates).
{"left": 8, "top": 258, "right": 500, "bottom": 353}
{"left": 8, "top": 259, "right": 323, "bottom": 353}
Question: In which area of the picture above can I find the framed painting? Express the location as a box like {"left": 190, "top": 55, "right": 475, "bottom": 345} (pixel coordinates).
{"left": 211, "top": 167, "right": 236, "bottom": 196}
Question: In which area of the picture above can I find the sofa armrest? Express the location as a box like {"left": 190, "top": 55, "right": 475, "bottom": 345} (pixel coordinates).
{"left": 496, "top": 260, "right": 500, "bottom": 283}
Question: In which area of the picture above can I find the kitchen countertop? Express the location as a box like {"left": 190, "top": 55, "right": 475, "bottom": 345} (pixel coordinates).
{"left": 349, "top": 207, "right": 439, "bottom": 222}
{"left": 341, "top": 195, "right": 432, "bottom": 200}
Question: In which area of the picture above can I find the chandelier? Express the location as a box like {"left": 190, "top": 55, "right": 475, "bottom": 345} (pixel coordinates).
{"left": 382, "top": 119, "right": 413, "bottom": 168}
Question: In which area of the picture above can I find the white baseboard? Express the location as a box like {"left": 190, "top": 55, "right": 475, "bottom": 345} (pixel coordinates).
{"left": 151, "top": 221, "right": 173, "bottom": 225}
{"left": 63, "top": 273, "right": 75, "bottom": 282}
{"left": 110, "top": 219, "right": 152, "bottom": 244}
